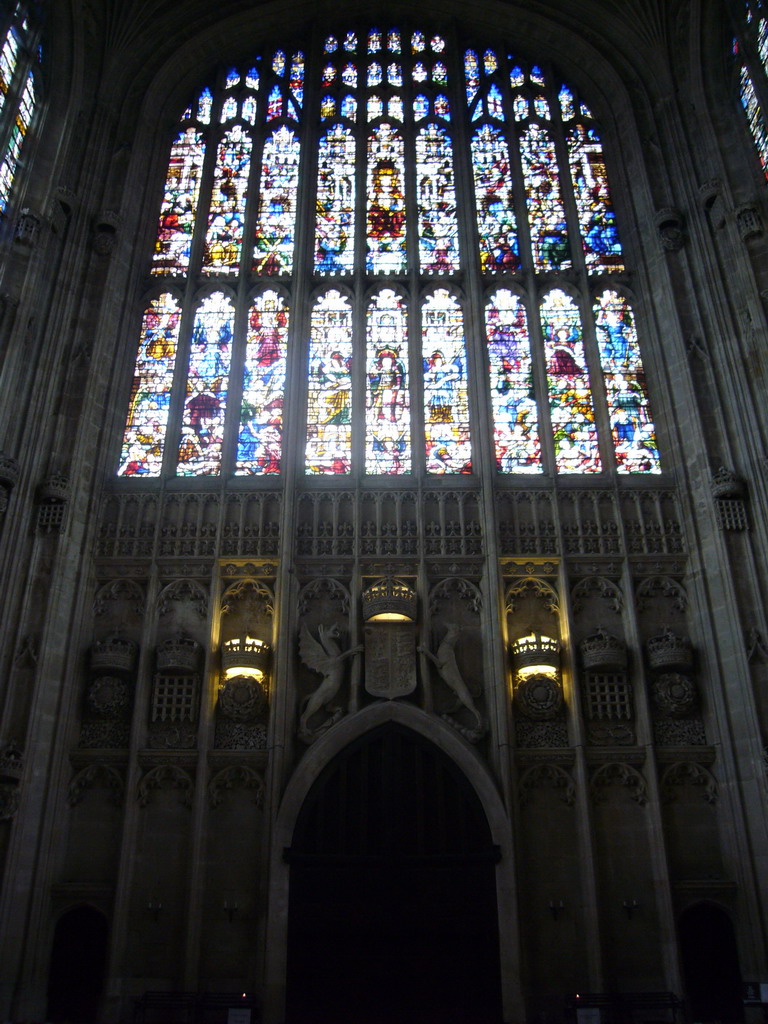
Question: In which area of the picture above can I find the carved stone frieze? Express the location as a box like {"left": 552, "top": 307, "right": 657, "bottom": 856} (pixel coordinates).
{"left": 660, "top": 761, "right": 717, "bottom": 804}
{"left": 137, "top": 764, "right": 194, "bottom": 807}
{"left": 652, "top": 672, "right": 697, "bottom": 716}
{"left": 519, "top": 763, "right": 576, "bottom": 805}
{"left": 0, "top": 784, "right": 20, "bottom": 821}
{"left": 214, "top": 722, "right": 267, "bottom": 750}
{"left": 68, "top": 763, "right": 125, "bottom": 806}
{"left": 515, "top": 720, "right": 569, "bottom": 749}
{"left": 78, "top": 721, "right": 130, "bottom": 749}
{"left": 515, "top": 676, "right": 562, "bottom": 720}
{"left": 86, "top": 676, "right": 132, "bottom": 718}
{"left": 590, "top": 762, "right": 648, "bottom": 804}
{"left": 218, "top": 677, "right": 267, "bottom": 722}
{"left": 208, "top": 764, "right": 265, "bottom": 807}
{"left": 653, "top": 718, "right": 706, "bottom": 746}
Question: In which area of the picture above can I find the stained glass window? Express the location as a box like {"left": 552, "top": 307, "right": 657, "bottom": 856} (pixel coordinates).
{"left": 177, "top": 292, "right": 234, "bottom": 476}
{"left": 237, "top": 291, "right": 289, "bottom": 474}
{"left": 423, "top": 290, "right": 472, "bottom": 474}
{"left": 122, "top": 29, "right": 662, "bottom": 480}
{"left": 316, "top": 124, "right": 356, "bottom": 274}
{"left": 594, "top": 291, "right": 660, "bottom": 473}
{"left": 0, "top": 8, "right": 37, "bottom": 217}
{"left": 306, "top": 290, "right": 354, "bottom": 474}
{"left": 737, "top": 22, "right": 768, "bottom": 178}
{"left": 118, "top": 295, "right": 182, "bottom": 476}
{"left": 485, "top": 290, "right": 541, "bottom": 473}
{"left": 540, "top": 289, "right": 601, "bottom": 473}
{"left": 365, "top": 290, "right": 411, "bottom": 474}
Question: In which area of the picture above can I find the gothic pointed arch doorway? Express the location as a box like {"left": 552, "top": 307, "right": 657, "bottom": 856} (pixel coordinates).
{"left": 284, "top": 723, "right": 503, "bottom": 1024}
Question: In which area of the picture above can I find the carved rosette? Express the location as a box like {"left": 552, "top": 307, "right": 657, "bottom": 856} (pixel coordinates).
{"left": 515, "top": 676, "right": 563, "bottom": 720}
{"left": 652, "top": 672, "right": 697, "bottom": 717}
{"left": 86, "top": 675, "right": 132, "bottom": 718}
{"left": 218, "top": 676, "right": 267, "bottom": 722}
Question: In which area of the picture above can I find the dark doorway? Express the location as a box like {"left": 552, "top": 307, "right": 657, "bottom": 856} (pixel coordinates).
{"left": 678, "top": 903, "right": 744, "bottom": 1022}
{"left": 285, "top": 723, "right": 503, "bottom": 1024}
{"left": 47, "top": 905, "right": 109, "bottom": 1024}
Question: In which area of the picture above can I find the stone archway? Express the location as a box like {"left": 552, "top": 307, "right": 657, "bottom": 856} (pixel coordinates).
{"left": 284, "top": 722, "right": 503, "bottom": 1024}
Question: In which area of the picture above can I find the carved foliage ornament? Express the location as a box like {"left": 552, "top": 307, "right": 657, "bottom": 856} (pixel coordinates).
{"left": 68, "top": 764, "right": 125, "bottom": 806}
{"left": 652, "top": 672, "right": 697, "bottom": 717}
{"left": 519, "top": 763, "right": 576, "bottom": 806}
{"left": 590, "top": 762, "right": 648, "bottom": 805}
{"left": 137, "top": 764, "right": 194, "bottom": 807}
{"left": 660, "top": 762, "right": 717, "bottom": 804}
{"left": 208, "top": 765, "right": 265, "bottom": 808}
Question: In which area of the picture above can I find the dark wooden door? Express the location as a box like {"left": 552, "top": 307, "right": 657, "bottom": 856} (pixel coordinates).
{"left": 285, "top": 724, "right": 503, "bottom": 1024}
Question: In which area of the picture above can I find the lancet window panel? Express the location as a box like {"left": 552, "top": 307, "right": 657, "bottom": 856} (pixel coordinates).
{"left": 118, "top": 26, "right": 663, "bottom": 480}
{"left": 735, "top": 5, "right": 768, "bottom": 179}
{"left": 0, "top": 6, "right": 39, "bottom": 215}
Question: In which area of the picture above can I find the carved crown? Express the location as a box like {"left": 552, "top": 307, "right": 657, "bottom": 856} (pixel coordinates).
{"left": 0, "top": 742, "right": 23, "bottom": 782}
{"left": 38, "top": 473, "right": 69, "bottom": 503}
{"left": 711, "top": 466, "right": 745, "bottom": 499}
{"left": 647, "top": 629, "right": 693, "bottom": 672}
{"left": 362, "top": 577, "right": 417, "bottom": 621}
{"left": 580, "top": 629, "right": 627, "bottom": 671}
{"left": 157, "top": 635, "right": 200, "bottom": 672}
{"left": 0, "top": 453, "right": 20, "bottom": 490}
{"left": 221, "top": 636, "right": 271, "bottom": 676}
{"left": 511, "top": 632, "right": 560, "bottom": 673}
{"left": 91, "top": 636, "right": 137, "bottom": 674}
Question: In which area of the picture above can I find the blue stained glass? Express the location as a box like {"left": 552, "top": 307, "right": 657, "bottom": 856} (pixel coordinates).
{"left": 365, "top": 289, "right": 411, "bottom": 474}
{"left": 324, "top": 35, "right": 338, "bottom": 53}
{"left": 423, "top": 290, "right": 472, "bottom": 473}
{"left": 341, "top": 95, "right": 357, "bottom": 120}
{"left": 236, "top": 290, "right": 288, "bottom": 475}
{"left": 414, "top": 94, "right": 429, "bottom": 120}
{"left": 471, "top": 125, "right": 519, "bottom": 273}
{"left": 434, "top": 95, "right": 450, "bottom": 119}
{"left": 315, "top": 123, "right": 356, "bottom": 274}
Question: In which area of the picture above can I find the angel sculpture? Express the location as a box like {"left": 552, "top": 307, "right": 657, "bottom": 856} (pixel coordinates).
{"left": 298, "top": 623, "right": 363, "bottom": 742}
{"left": 418, "top": 623, "right": 485, "bottom": 741}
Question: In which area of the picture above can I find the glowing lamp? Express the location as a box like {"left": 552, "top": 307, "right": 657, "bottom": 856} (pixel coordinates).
{"left": 362, "top": 577, "right": 417, "bottom": 622}
{"left": 221, "top": 636, "right": 271, "bottom": 681}
{"left": 511, "top": 632, "right": 560, "bottom": 680}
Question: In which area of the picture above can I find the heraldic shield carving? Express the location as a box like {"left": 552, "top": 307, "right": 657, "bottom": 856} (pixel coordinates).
{"left": 364, "top": 622, "right": 417, "bottom": 699}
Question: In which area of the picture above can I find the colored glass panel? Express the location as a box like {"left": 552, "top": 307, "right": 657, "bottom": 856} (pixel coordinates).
{"left": 540, "top": 289, "right": 601, "bottom": 473}
{"left": 433, "top": 61, "right": 447, "bottom": 85}
{"left": 414, "top": 94, "right": 429, "bottom": 120}
{"left": 567, "top": 125, "right": 624, "bottom": 271}
{"left": 521, "top": 125, "right": 571, "bottom": 271}
{"left": 0, "top": 68, "right": 33, "bottom": 212}
{"left": 0, "top": 28, "right": 19, "bottom": 120}
{"left": 325, "top": 35, "right": 338, "bottom": 53}
{"left": 242, "top": 95, "right": 257, "bottom": 124}
{"left": 471, "top": 125, "right": 520, "bottom": 273}
{"left": 368, "top": 62, "right": 382, "bottom": 87}
{"left": 341, "top": 64, "right": 357, "bottom": 87}
{"left": 177, "top": 292, "right": 234, "bottom": 476}
{"left": 531, "top": 65, "right": 545, "bottom": 85}
{"left": 237, "top": 290, "right": 289, "bottom": 474}
{"left": 220, "top": 96, "right": 237, "bottom": 122}
{"left": 740, "top": 64, "right": 768, "bottom": 175}
{"left": 118, "top": 294, "right": 182, "bottom": 477}
{"left": 514, "top": 96, "right": 528, "bottom": 120}
{"left": 422, "top": 290, "right": 472, "bottom": 473}
{"left": 412, "top": 31, "right": 426, "bottom": 53}
{"left": 246, "top": 67, "right": 259, "bottom": 89}
{"left": 341, "top": 95, "right": 357, "bottom": 120}
{"left": 388, "top": 97, "right": 404, "bottom": 121}
{"left": 202, "top": 125, "right": 251, "bottom": 275}
{"left": 267, "top": 84, "right": 282, "bottom": 120}
{"left": 416, "top": 123, "right": 460, "bottom": 273}
{"left": 388, "top": 30, "right": 401, "bottom": 53}
{"left": 488, "top": 84, "right": 503, "bottom": 119}
{"left": 388, "top": 63, "right": 402, "bottom": 87}
{"left": 367, "top": 124, "right": 407, "bottom": 273}
{"left": 368, "top": 95, "right": 384, "bottom": 120}
{"left": 435, "top": 95, "right": 450, "bottom": 118}
{"left": 465, "top": 50, "right": 480, "bottom": 104}
{"left": 315, "top": 124, "right": 356, "bottom": 274}
{"left": 431, "top": 36, "right": 445, "bottom": 53}
{"left": 290, "top": 53, "right": 304, "bottom": 105}
{"left": 273, "top": 51, "right": 286, "bottom": 76}
{"left": 559, "top": 85, "right": 575, "bottom": 120}
{"left": 344, "top": 32, "right": 357, "bottom": 51}
{"left": 483, "top": 50, "right": 498, "bottom": 75}
{"left": 510, "top": 64, "right": 525, "bottom": 88}
{"left": 594, "top": 291, "right": 660, "bottom": 473}
{"left": 365, "top": 290, "right": 411, "bottom": 474}
{"left": 197, "top": 87, "right": 212, "bottom": 124}
{"left": 322, "top": 63, "right": 336, "bottom": 87}
{"left": 151, "top": 128, "right": 205, "bottom": 275}
{"left": 485, "top": 289, "right": 541, "bottom": 473}
{"left": 368, "top": 29, "right": 382, "bottom": 53}
{"left": 253, "top": 126, "right": 301, "bottom": 275}
{"left": 413, "top": 62, "right": 427, "bottom": 83}
{"left": 225, "top": 68, "right": 240, "bottom": 89}
{"left": 305, "top": 291, "right": 353, "bottom": 474}
{"left": 320, "top": 95, "right": 336, "bottom": 119}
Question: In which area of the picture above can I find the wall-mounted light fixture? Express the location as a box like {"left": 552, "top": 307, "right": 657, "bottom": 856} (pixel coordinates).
{"left": 362, "top": 577, "right": 417, "bottom": 622}
{"left": 511, "top": 631, "right": 560, "bottom": 680}
{"left": 623, "top": 899, "right": 641, "bottom": 918}
{"left": 221, "top": 636, "right": 271, "bottom": 682}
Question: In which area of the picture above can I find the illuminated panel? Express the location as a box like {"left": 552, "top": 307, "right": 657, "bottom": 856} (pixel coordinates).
{"left": 236, "top": 290, "right": 289, "bottom": 475}
{"left": 197, "top": 87, "right": 213, "bottom": 124}
{"left": 151, "top": 128, "right": 205, "bottom": 275}
{"left": 422, "top": 290, "right": 472, "bottom": 473}
{"left": 118, "top": 294, "right": 182, "bottom": 477}
{"left": 202, "top": 125, "right": 252, "bottom": 275}
{"left": 315, "top": 124, "right": 356, "bottom": 275}
{"left": 365, "top": 290, "right": 411, "bottom": 474}
{"left": 470, "top": 125, "right": 519, "bottom": 273}
{"left": 593, "top": 291, "right": 661, "bottom": 473}
{"left": 485, "top": 289, "right": 541, "bottom": 472}
{"left": 290, "top": 52, "right": 305, "bottom": 106}
{"left": 540, "top": 289, "right": 601, "bottom": 473}
{"left": 566, "top": 124, "right": 624, "bottom": 272}
{"left": 558, "top": 84, "right": 575, "bottom": 120}
{"left": 0, "top": 69, "right": 33, "bottom": 213}
{"left": 367, "top": 123, "right": 407, "bottom": 274}
{"left": 253, "top": 126, "right": 301, "bottom": 274}
{"left": 740, "top": 64, "right": 768, "bottom": 176}
{"left": 520, "top": 125, "right": 571, "bottom": 271}
{"left": 0, "top": 27, "right": 19, "bottom": 120}
{"left": 305, "top": 290, "right": 354, "bottom": 474}
{"left": 464, "top": 50, "right": 480, "bottom": 105}
{"left": 177, "top": 292, "right": 234, "bottom": 477}
{"left": 416, "top": 123, "right": 460, "bottom": 273}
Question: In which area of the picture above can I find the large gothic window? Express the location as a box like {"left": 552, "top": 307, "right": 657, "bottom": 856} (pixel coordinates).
{"left": 118, "top": 27, "right": 661, "bottom": 478}
{"left": 736, "top": 1, "right": 768, "bottom": 178}
{"left": 0, "top": 4, "right": 38, "bottom": 215}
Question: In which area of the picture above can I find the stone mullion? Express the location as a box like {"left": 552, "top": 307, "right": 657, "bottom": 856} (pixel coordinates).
{"left": 182, "top": 561, "right": 221, "bottom": 991}
{"left": 650, "top": 89, "right": 768, "bottom": 977}
{"left": 101, "top": 568, "right": 162, "bottom": 1021}
{"left": 0, "top": 92, "right": 147, "bottom": 1018}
